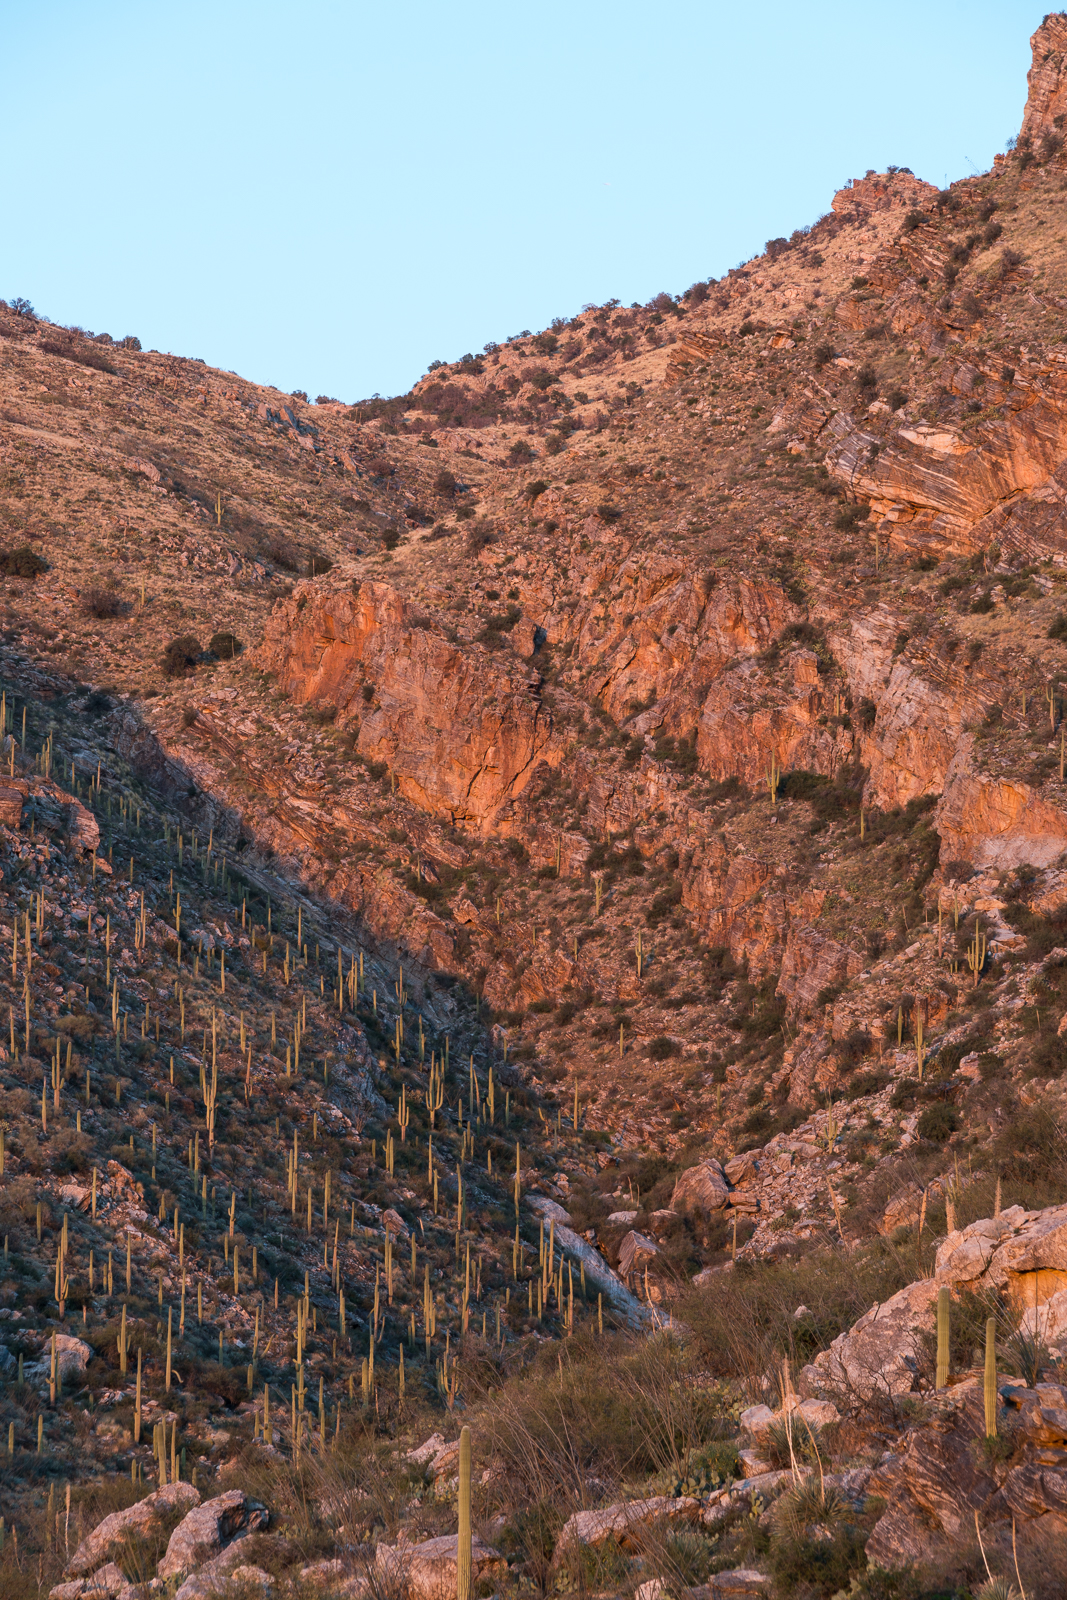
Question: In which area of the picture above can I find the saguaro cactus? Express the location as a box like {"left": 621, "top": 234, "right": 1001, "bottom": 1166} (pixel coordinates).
{"left": 967, "top": 918, "right": 987, "bottom": 987}
{"left": 984, "top": 1318, "right": 997, "bottom": 1438}
{"left": 936, "top": 1287, "right": 950, "bottom": 1391}
{"left": 457, "top": 1425, "right": 472, "bottom": 1600}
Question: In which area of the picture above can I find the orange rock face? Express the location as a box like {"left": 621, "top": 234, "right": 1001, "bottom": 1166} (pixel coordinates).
{"left": 1020, "top": 13, "right": 1067, "bottom": 148}
{"left": 261, "top": 581, "right": 562, "bottom": 831}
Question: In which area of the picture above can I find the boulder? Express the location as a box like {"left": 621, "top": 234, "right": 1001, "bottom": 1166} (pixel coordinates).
{"left": 708, "top": 1573, "right": 771, "bottom": 1597}
{"left": 67, "top": 799, "right": 100, "bottom": 856}
{"left": 809, "top": 1273, "right": 934, "bottom": 1401}
{"left": 50, "top": 1564, "right": 128, "bottom": 1600}
{"left": 554, "top": 1495, "right": 701, "bottom": 1555}
{"left": 703, "top": 1473, "right": 792, "bottom": 1526}
{"left": 66, "top": 1483, "right": 200, "bottom": 1577}
{"left": 866, "top": 1382, "right": 997, "bottom": 1565}
{"left": 724, "top": 1153, "right": 759, "bottom": 1186}
{"left": 374, "top": 1534, "right": 503, "bottom": 1600}
{"left": 618, "top": 1230, "right": 658, "bottom": 1279}
{"left": 1021, "top": 1286, "right": 1067, "bottom": 1346}
{"left": 406, "top": 1432, "right": 448, "bottom": 1467}
{"left": 298, "top": 1560, "right": 370, "bottom": 1598}
{"left": 804, "top": 1277, "right": 937, "bottom": 1399}
{"left": 787, "top": 1397, "right": 840, "bottom": 1431}
{"left": 740, "top": 1398, "right": 838, "bottom": 1437}
{"left": 30, "top": 1333, "right": 92, "bottom": 1384}
{"left": 935, "top": 1203, "right": 1067, "bottom": 1309}
{"left": 670, "top": 1159, "right": 729, "bottom": 1217}
{"left": 158, "top": 1490, "right": 269, "bottom": 1582}
{"left": 175, "top": 1556, "right": 273, "bottom": 1600}
{"left": 881, "top": 1182, "right": 924, "bottom": 1233}
{"left": 1002, "top": 1462, "right": 1067, "bottom": 1520}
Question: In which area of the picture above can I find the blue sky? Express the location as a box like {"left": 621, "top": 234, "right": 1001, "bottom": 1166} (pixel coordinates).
{"left": 4, "top": 2, "right": 1043, "bottom": 402}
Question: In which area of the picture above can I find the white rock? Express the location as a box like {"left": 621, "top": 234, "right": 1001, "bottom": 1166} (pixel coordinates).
{"left": 374, "top": 1533, "right": 503, "bottom": 1600}
{"left": 739, "top": 1404, "right": 775, "bottom": 1435}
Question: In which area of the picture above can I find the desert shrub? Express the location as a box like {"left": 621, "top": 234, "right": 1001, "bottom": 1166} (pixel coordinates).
{"left": 833, "top": 503, "right": 869, "bottom": 531}
{"left": 855, "top": 363, "right": 878, "bottom": 394}
{"left": 813, "top": 341, "right": 835, "bottom": 368}
{"left": 856, "top": 697, "right": 876, "bottom": 731}
{"left": 596, "top": 502, "right": 623, "bottom": 524}
{"left": 265, "top": 537, "right": 300, "bottom": 571}
{"left": 647, "top": 882, "right": 683, "bottom": 923}
{"left": 901, "top": 210, "right": 926, "bottom": 232}
{"left": 467, "top": 521, "right": 495, "bottom": 554}
{"left": 39, "top": 337, "right": 116, "bottom": 375}
{"left": 81, "top": 586, "right": 126, "bottom": 619}
{"left": 527, "top": 367, "right": 559, "bottom": 392}
{"left": 0, "top": 546, "right": 47, "bottom": 578}
{"left": 477, "top": 604, "right": 521, "bottom": 646}
{"left": 991, "top": 1105, "right": 1067, "bottom": 1204}
{"left": 161, "top": 635, "right": 203, "bottom": 677}
{"left": 767, "top": 1518, "right": 869, "bottom": 1599}
{"left": 648, "top": 1035, "right": 675, "bottom": 1060}
{"left": 507, "top": 439, "right": 536, "bottom": 465}
{"left": 1048, "top": 614, "right": 1067, "bottom": 642}
{"left": 208, "top": 631, "right": 242, "bottom": 659}
{"left": 433, "top": 469, "right": 457, "bottom": 495}
{"left": 307, "top": 552, "right": 333, "bottom": 577}
{"left": 916, "top": 1102, "right": 960, "bottom": 1144}
{"left": 997, "top": 248, "right": 1026, "bottom": 278}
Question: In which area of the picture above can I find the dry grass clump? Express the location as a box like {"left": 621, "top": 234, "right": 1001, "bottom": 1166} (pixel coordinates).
{"left": 81, "top": 586, "right": 127, "bottom": 619}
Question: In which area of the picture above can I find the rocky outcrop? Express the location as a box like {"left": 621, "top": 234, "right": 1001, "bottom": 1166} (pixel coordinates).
{"left": 1020, "top": 13, "right": 1067, "bottom": 148}
{"left": 157, "top": 1490, "right": 269, "bottom": 1582}
{"left": 29, "top": 1333, "right": 92, "bottom": 1385}
{"left": 374, "top": 1533, "right": 503, "bottom": 1600}
{"left": 936, "top": 752, "right": 1067, "bottom": 869}
{"left": 526, "top": 1195, "right": 651, "bottom": 1323}
{"left": 259, "top": 580, "right": 561, "bottom": 831}
{"left": 865, "top": 1380, "right": 997, "bottom": 1565}
{"left": 804, "top": 1277, "right": 938, "bottom": 1399}
{"left": 65, "top": 1482, "right": 200, "bottom": 1578}
{"left": 935, "top": 1202, "right": 1067, "bottom": 1322}
{"left": 867, "top": 1377, "right": 1067, "bottom": 1564}
{"left": 831, "top": 170, "right": 937, "bottom": 218}
{"left": 670, "top": 1158, "right": 729, "bottom": 1216}
{"left": 554, "top": 1495, "right": 701, "bottom": 1555}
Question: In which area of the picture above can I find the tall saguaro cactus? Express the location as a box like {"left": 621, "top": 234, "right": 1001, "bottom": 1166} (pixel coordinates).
{"left": 457, "top": 1425, "right": 472, "bottom": 1600}
{"left": 936, "top": 1287, "right": 950, "bottom": 1391}
{"left": 984, "top": 1317, "right": 997, "bottom": 1438}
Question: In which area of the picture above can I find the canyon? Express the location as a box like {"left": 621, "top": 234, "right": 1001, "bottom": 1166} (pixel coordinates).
{"left": 3, "top": 14, "right": 1067, "bottom": 1600}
